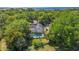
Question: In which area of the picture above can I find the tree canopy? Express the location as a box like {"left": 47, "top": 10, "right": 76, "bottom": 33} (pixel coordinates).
{"left": 0, "top": 8, "right": 79, "bottom": 51}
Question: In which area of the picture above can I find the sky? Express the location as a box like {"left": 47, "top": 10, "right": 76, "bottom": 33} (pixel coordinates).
{"left": 0, "top": 7, "right": 65, "bottom": 10}
{"left": 0, "top": 7, "right": 78, "bottom": 10}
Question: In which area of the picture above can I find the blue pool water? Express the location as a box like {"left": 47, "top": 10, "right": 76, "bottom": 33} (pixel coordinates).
{"left": 30, "top": 33, "right": 44, "bottom": 38}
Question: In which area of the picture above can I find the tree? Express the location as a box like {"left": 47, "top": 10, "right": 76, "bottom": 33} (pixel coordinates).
{"left": 4, "top": 19, "right": 30, "bottom": 50}
{"left": 48, "top": 12, "right": 79, "bottom": 50}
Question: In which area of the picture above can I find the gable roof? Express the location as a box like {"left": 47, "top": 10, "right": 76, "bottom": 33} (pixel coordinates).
{"left": 29, "top": 23, "right": 44, "bottom": 33}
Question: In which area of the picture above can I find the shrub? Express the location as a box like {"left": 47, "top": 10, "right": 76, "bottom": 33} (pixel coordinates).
{"left": 32, "top": 39, "right": 44, "bottom": 48}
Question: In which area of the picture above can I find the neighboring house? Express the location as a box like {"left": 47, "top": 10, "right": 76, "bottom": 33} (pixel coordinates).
{"left": 29, "top": 20, "right": 44, "bottom": 38}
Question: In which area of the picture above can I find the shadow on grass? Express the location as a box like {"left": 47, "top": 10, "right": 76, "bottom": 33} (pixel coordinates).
{"left": 48, "top": 40, "right": 79, "bottom": 51}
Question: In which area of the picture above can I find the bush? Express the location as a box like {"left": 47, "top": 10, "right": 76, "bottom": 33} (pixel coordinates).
{"left": 32, "top": 39, "right": 44, "bottom": 48}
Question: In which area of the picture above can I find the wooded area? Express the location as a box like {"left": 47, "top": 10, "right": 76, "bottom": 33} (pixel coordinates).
{"left": 0, "top": 8, "right": 79, "bottom": 51}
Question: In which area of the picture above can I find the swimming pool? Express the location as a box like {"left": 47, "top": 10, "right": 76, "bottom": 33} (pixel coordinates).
{"left": 30, "top": 33, "right": 44, "bottom": 38}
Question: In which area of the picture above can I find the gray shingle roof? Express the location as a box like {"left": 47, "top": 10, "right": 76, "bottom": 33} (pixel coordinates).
{"left": 29, "top": 23, "right": 44, "bottom": 33}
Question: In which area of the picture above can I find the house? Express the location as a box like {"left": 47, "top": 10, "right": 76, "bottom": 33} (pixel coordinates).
{"left": 29, "top": 20, "right": 45, "bottom": 38}
{"left": 29, "top": 20, "right": 50, "bottom": 39}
